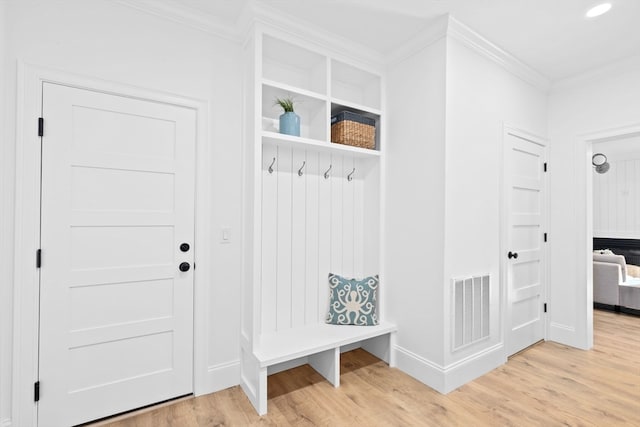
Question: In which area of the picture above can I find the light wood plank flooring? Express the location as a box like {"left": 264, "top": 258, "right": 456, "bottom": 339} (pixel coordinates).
{"left": 91, "top": 310, "right": 639, "bottom": 426}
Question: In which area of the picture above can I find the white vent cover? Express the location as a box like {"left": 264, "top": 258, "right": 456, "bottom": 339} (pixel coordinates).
{"left": 452, "top": 275, "right": 490, "bottom": 351}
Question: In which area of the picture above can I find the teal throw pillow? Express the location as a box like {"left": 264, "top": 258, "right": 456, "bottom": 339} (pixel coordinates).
{"left": 326, "top": 273, "right": 379, "bottom": 326}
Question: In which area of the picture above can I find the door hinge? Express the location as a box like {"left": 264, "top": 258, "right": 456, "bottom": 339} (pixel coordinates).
{"left": 544, "top": 232, "right": 548, "bottom": 242}
{"left": 34, "top": 381, "right": 40, "bottom": 402}
{"left": 544, "top": 303, "right": 548, "bottom": 313}
{"left": 36, "top": 249, "right": 42, "bottom": 268}
{"left": 38, "top": 117, "right": 44, "bottom": 137}
{"left": 543, "top": 162, "right": 547, "bottom": 172}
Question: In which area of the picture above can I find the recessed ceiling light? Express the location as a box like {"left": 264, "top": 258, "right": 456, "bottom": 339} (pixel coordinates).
{"left": 586, "top": 3, "right": 612, "bottom": 18}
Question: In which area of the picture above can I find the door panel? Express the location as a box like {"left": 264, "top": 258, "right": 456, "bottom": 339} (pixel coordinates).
{"left": 505, "top": 131, "right": 546, "bottom": 356}
{"left": 38, "top": 83, "right": 196, "bottom": 426}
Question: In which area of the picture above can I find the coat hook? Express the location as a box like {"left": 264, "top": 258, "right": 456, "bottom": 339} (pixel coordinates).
{"left": 268, "top": 157, "right": 276, "bottom": 174}
{"left": 324, "top": 164, "right": 332, "bottom": 179}
{"left": 298, "top": 160, "right": 306, "bottom": 177}
{"left": 347, "top": 167, "right": 355, "bottom": 182}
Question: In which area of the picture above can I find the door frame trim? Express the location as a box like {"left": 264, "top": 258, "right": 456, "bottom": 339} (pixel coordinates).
{"left": 13, "top": 63, "right": 211, "bottom": 426}
{"left": 500, "top": 124, "right": 549, "bottom": 357}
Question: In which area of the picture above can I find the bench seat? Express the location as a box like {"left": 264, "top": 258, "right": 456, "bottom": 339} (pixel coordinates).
{"left": 254, "top": 321, "right": 397, "bottom": 367}
{"left": 243, "top": 321, "right": 397, "bottom": 415}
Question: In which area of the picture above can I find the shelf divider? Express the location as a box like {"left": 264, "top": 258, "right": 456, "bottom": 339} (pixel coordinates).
{"left": 330, "top": 98, "right": 382, "bottom": 117}
{"left": 262, "top": 79, "right": 327, "bottom": 102}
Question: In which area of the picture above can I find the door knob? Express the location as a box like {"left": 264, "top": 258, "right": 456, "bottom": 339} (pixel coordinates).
{"left": 179, "top": 262, "right": 191, "bottom": 272}
{"left": 180, "top": 243, "right": 190, "bottom": 252}
{"left": 508, "top": 251, "right": 518, "bottom": 259}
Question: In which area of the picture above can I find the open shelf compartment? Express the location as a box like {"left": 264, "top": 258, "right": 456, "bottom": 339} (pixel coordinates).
{"left": 331, "top": 59, "right": 381, "bottom": 110}
{"left": 262, "top": 83, "right": 327, "bottom": 141}
{"left": 263, "top": 34, "right": 327, "bottom": 95}
{"left": 330, "top": 102, "right": 381, "bottom": 151}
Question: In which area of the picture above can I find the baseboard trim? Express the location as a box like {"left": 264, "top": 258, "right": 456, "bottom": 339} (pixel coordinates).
{"left": 594, "top": 302, "right": 619, "bottom": 312}
{"left": 619, "top": 306, "right": 640, "bottom": 316}
{"left": 442, "top": 344, "right": 505, "bottom": 392}
{"left": 201, "top": 360, "right": 240, "bottom": 395}
{"left": 395, "top": 346, "right": 446, "bottom": 392}
{"left": 395, "top": 344, "right": 505, "bottom": 394}
{"left": 594, "top": 303, "right": 640, "bottom": 317}
{"left": 548, "top": 321, "right": 579, "bottom": 348}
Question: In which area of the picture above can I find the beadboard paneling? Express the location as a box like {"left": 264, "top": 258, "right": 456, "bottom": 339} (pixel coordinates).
{"left": 261, "top": 147, "right": 374, "bottom": 333}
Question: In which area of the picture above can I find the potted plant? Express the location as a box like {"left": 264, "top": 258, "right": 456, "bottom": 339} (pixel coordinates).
{"left": 275, "top": 96, "right": 300, "bottom": 137}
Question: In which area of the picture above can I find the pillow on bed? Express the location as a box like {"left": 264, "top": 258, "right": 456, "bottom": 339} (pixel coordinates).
{"left": 326, "top": 273, "right": 378, "bottom": 326}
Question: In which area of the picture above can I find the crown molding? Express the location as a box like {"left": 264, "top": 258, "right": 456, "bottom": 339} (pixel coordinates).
{"left": 446, "top": 16, "right": 551, "bottom": 92}
{"left": 247, "top": 1, "right": 385, "bottom": 69}
{"left": 112, "top": 1, "right": 549, "bottom": 90}
{"left": 551, "top": 53, "right": 640, "bottom": 93}
{"left": 113, "top": 0, "right": 242, "bottom": 43}
{"left": 386, "top": 15, "right": 450, "bottom": 65}
{"left": 387, "top": 14, "right": 550, "bottom": 92}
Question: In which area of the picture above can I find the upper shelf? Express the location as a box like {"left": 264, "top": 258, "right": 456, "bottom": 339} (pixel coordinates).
{"left": 262, "top": 83, "right": 327, "bottom": 141}
{"left": 261, "top": 35, "right": 382, "bottom": 112}
{"left": 259, "top": 32, "right": 383, "bottom": 154}
{"left": 262, "top": 79, "right": 326, "bottom": 103}
{"left": 331, "top": 59, "right": 381, "bottom": 111}
{"left": 263, "top": 35, "right": 327, "bottom": 95}
{"left": 262, "top": 131, "right": 381, "bottom": 159}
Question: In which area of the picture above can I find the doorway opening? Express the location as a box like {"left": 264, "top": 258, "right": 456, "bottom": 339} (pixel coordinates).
{"left": 581, "top": 124, "right": 640, "bottom": 349}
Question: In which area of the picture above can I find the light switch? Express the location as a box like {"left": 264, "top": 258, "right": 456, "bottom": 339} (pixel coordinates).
{"left": 221, "top": 227, "right": 231, "bottom": 243}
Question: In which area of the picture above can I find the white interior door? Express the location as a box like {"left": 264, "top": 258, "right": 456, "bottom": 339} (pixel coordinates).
{"left": 504, "top": 130, "right": 546, "bottom": 356}
{"left": 38, "top": 82, "right": 196, "bottom": 426}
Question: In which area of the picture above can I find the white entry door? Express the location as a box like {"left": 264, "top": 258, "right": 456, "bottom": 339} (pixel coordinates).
{"left": 38, "top": 83, "right": 196, "bottom": 426}
{"left": 504, "top": 129, "right": 547, "bottom": 356}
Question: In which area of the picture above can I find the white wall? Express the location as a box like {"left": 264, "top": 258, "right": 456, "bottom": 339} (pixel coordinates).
{"left": 444, "top": 36, "right": 547, "bottom": 367}
{"left": 386, "top": 36, "right": 447, "bottom": 370}
{"left": 0, "top": 1, "right": 243, "bottom": 423}
{"left": 548, "top": 55, "right": 640, "bottom": 348}
{"left": 592, "top": 137, "right": 640, "bottom": 238}
{"left": 0, "top": 2, "right": 10, "bottom": 425}
{"left": 386, "top": 18, "right": 547, "bottom": 393}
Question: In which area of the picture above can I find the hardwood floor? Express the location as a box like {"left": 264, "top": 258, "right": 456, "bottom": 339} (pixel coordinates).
{"left": 91, "top": 310, "right": 639, "bottom": 426}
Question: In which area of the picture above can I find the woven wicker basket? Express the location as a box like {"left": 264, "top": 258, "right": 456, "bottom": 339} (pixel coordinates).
{"left": 331, "top": 111, "right": 376, "bottom": 150}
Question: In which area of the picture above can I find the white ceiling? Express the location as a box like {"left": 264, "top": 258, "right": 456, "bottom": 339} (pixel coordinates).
{"left": 156, "top": 0, "right": 640, "bottom": 81}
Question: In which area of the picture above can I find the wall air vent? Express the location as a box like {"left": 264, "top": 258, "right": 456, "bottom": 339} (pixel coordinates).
{"left": 452, "top": 274, "right": 490, "bottom": 351}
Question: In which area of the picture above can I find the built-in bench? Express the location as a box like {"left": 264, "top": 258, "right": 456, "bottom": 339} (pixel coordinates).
{"left": 242, "top": 322, "right": 397, "bottom": 415}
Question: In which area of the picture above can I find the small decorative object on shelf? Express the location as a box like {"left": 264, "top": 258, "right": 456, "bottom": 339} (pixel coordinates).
{"left": 275, "top": 96, "right": 300, "bottom": 137}
{"left": 331, "top": 110, "right": 375, "bottom": 150}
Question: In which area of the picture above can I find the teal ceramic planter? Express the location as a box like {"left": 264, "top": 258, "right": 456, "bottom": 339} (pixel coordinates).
{"left": 279, "top": 112, "right": 300, "bottom": 137}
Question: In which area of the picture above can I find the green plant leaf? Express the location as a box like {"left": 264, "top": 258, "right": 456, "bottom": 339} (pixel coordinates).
{"left": 274, "top": 96, "right": 296, "bottom": 113}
